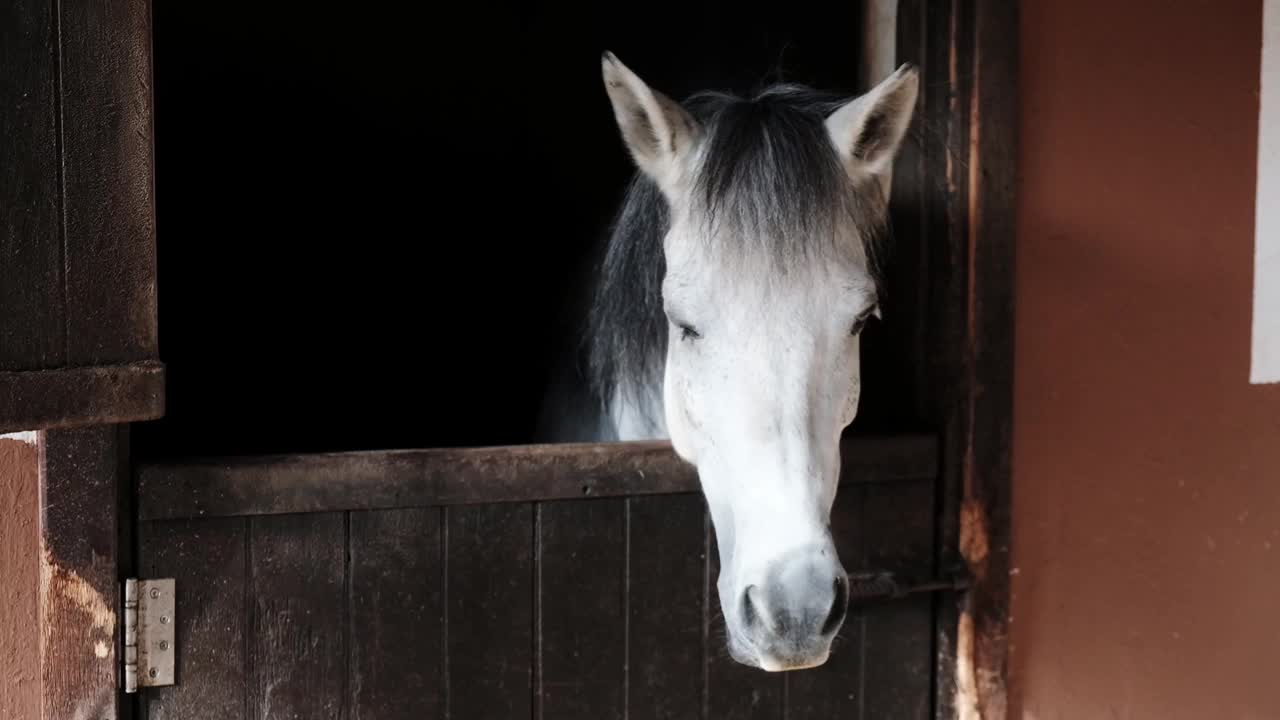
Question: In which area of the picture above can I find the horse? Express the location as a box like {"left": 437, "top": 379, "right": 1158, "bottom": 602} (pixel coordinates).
{"left": 536, "top": 52, "right": 919, "bottom": 672}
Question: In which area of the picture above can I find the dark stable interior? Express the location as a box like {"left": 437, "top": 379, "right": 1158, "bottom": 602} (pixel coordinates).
{"left": 135, "top": 1, "right": 918, "bottom": 459}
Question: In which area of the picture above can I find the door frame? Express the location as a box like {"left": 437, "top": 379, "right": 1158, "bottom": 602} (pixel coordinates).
{"left": 898, "top": 1, "right": 1017, "bottom": 716}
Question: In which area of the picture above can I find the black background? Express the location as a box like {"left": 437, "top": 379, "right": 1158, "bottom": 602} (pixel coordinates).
{"left": 135, "top": 1, "right": 881, "bottom": 458}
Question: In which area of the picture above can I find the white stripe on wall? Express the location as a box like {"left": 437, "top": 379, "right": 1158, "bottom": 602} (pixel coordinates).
{"left": 1253, "top": 0, "right": 1280, "bottom": 383}
{"left": 0, "top": 431, "right": 38, "bottom": 446}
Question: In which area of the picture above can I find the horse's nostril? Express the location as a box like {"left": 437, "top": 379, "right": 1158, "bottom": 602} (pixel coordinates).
{"left": 741, "top": 585, "right": 760, "bottom": 630}
{"left": 822, "top": 576, "right": 849, "bottom": 636}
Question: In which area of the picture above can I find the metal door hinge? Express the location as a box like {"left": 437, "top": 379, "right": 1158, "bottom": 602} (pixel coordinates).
{"left": 123, "top": 578, "right": 176, "bottom": 693}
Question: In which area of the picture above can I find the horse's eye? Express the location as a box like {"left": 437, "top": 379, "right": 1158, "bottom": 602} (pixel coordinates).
{"left": 851, "top": 307, "right": 879, "bottom": 336}
{"left": 679, "top": 323, "right": 701, "bottom": 341}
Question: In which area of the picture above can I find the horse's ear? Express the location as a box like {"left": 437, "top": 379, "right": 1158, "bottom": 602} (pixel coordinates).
{"left": 825, "top": 63, "right": 919, "bottom": 191}
{"left": 601, "top": 52, "right": 699, "bottom": 194}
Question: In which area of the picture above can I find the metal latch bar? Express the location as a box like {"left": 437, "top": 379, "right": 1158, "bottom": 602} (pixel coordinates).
{"left": 846, "top": 570, "right": 970, "bottom": 602}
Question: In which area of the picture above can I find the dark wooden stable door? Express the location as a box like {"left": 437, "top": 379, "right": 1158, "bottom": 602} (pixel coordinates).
{"left": 133, "top": 438, "right": 942, "bottom": 720}
{"left": 121, "top": 0, "right": 1015, "bottom": 717}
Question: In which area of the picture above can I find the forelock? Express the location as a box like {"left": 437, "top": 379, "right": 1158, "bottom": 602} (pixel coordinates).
{"left": 681, "top": 84, "right": 888, "bottom": 277}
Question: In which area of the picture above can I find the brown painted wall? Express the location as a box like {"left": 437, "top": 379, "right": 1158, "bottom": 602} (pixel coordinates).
{"left": 1011, "top": 1, "right": 1280, "bottom": 718}
{"left": 1, "top": 434, "right": 40, "bottom": 719}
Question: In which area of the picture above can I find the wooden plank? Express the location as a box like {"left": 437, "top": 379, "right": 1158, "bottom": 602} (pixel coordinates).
{"left": 447, "top": 504, "right": 534, "bottom": 720}
{"left": 247, "top": 513, "right": 347, "bottom": 720}
{"left": 889, "top": 0, "right": 1017, "bottom": 715}
{"left": 537, "top": 499, "right": 626, "bottom": 719}
{"left": 934, "top": 3, "right": 979, "bottom": 715}
{"left": 38, "top": 426, "right": 121, "bottom": 720}
{"left": 1, "top": 432, "right": 42, "bottom": 720}
{"left": 887, "top": 0, "right": 934, "bottom": 425}
{"left": 705, "top": 524, "right": 783, "bottom": 720}
{"left": 859, "top": 478, "right": 936, "bottom": 720}
{"left": 957, "top": 2, "right": 1018, "bottom": 717}
{"left": 891, "top": 3, "right": 963, "bottom": 716}
{"left": 142, "top": 517, "right": 248, "bottom": 720}
{"left": 137, "top": 434, "right": 939, "bottom": 520}
{"left": 348, "top": 507, "right": 444, "bottom": 720}
{"left": 0, "top": 361, "right": 165, "bottom": 433}
{"left": 626, "top": 494, "right": 706, "bottom": 719}
{"left": 58, "top": 0, "right": 158, "bottom": 366}
{"left": 894, "top": 2, "right": 967, "bottom": 717}
{"left": 880, "top": 0, "right": 1018, "bottom": 716}
{"left": 0, "top": 0, "right": 64, "bottom": 372}
{"left": 784, "top": 484, "right": 867, "bottom": 719}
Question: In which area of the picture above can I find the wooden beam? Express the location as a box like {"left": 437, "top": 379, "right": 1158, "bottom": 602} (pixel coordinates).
{"left": 38, "top": 426, "right": 125, "bottom": 720}
{"left": 0, "top": 0, "right": 161, "bottom": 426}
{"left": 0, "top": 0, "right": 62, "bottom": 372}
{"left": 137, "top": 434, "right": 939, "bottom": 521}
{"left": 58, "top": 0, "right": 158, "bottom": 367}
{"left": 953, "top": 1, "right": 1017, "bottom": 718}
{"left": 0, "top": 362, "right": 164, "bottom": 434}
{"left": 895, "top": 1, "right": 1016, "bottom": 717}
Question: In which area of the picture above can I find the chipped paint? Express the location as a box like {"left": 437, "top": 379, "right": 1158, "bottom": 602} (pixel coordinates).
{"left": 956, "top": 597, "right": 1011, "bottom": 720}
{"left": 960, "top": 498, "right": 991, "bottom": 575}
{"left": 65, "top": 692, "right": 114, "bottom": 720}
{"left": 956, "top": 609, "right": 981, "bottom": 720}
{"left": 41, "top": 548, "right": 116, "bottom": 634}
{"left": 957, "top": 498, "right": 999, "bottom": 719}
{"left": 38, "top": 545, "right": 117, "bottom": 720}
{"left": 33, "top": 427, "right": 121, "bottom": 719}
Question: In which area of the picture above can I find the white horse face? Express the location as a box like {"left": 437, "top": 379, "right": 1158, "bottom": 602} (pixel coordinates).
{"left": 662, "top": 235, "right": 874, "bottom": 671}
{"left": 603, "top": 53, "right": 918, "bottom": 671}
